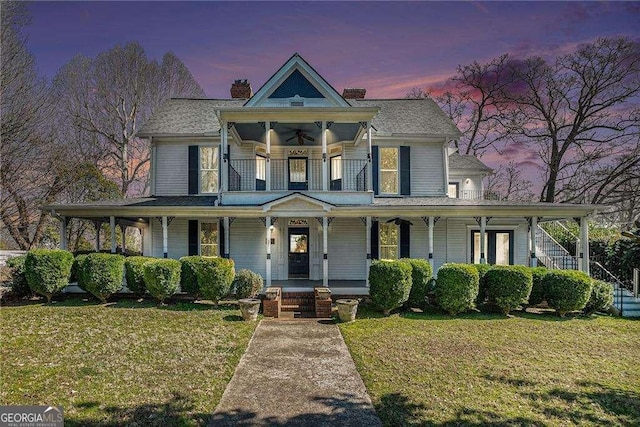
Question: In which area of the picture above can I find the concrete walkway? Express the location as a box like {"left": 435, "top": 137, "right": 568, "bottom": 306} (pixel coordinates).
{"left": 210, "top": 320, "right": 381, "bottom": 426}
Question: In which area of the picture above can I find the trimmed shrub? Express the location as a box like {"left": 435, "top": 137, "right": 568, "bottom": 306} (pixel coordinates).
{"left": 485, "top": 265, "right": 533, "bottom": 315}
{"left": 143, "top": 259, "right": 181, "bottom": 303}
{"left": 584, "top": 280, "right": 614, "bottom": 314}
{"left": 369, "top": 260, "right": 412, "bottom": 316}
{"left": 527, "top": 267, "right": 549, "bottom": 307}
{"left": 179, "top": 256, "right": 205, "bottom": 298}
{"left": 543, "top": 270, "right": 593, "bottom": 317}
{"left": 72, "top": 254, "right": 89, "bottom": 292}
{"left": 124, "top": 256, "right": 152, "bottom": 296}
{"left": 196, "top": 257, "right": 235, "bottom": 305}
{"left": 470, "top": 264, "right": 492, "bottom": 305}
{"left": 25, "top": 249, "right": 74, "bottom": 303}
{"left": 233, "top": 269, "right": 263, "bottom": 299}
{"left": 401, "top": 258, "right": 433, "bottom": 308}
{"left": 434, "top": 263, "right": 479, "bottom": 315}
{"left": 6, "top": 255, "right": 30, "bottom": 297}
{"left": 83, "top": 253, "right": 125, "bottom": 303}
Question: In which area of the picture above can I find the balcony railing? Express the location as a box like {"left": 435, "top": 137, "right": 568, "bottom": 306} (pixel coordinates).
{"left": 457, "top": 190, "right": 504, "bottom": 201}
{"left": 228, "top": 158, "right": 368, "bottom": 192}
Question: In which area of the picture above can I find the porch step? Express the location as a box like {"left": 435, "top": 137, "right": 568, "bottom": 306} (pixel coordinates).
{"left": 280, "top": 291, "right": 316, "bottom": 316}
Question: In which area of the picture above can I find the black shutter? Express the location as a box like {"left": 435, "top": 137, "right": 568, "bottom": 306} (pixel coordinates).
{"left": 188, "top": 146, "right": 199, "bottom": 195}
{"left": 400, "top": 222, "right": 410, "bottom": 258}
{"left": 400, "top": 146, "right": 411, "bottom": 195}
{"left": 372, "top": 145, "right": 379, "bottom": 195}
{"left": 219, "top": 219, "right": 226, "bottom": 258}
{"left": 371, "top": 220, "right": 379, "bottom": 260}
{"left": 188, "top": 220, "right": 198, "bottom": 255}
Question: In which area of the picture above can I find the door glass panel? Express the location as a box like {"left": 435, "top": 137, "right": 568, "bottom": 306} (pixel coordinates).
{"left": 289, "top": 234, "right": 308, "bottom": 253}
{"left": 256, "top": 156, "right": 266, "bottom": 180}
{"left": 380, "top": 223, "right": 399, "bottom": 260}
{"left": 289, "top": 159, "right": 306, "bottom": 182}
{"left": 331, "top": 156, "right": 342, "bottom": 180}
{"left": 495, "top": 232, "right": 510, "bottom": 265}
{"left": 473, "top": 232, "right": 488, "bottom": 264}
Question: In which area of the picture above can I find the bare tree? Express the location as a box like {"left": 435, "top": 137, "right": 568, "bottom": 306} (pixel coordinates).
{"left": 53, "top": 43, "right": 205, "bottom": 197}
{"left": 484, "top": 162, "right": 535, "bottom": 201}
{"left": 501, "top": 38, "right": 640, "bottom": 202}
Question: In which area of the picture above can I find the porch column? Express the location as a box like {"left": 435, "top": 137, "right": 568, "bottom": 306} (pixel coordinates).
{"left": 162, "top": 216, "right": 168, "bottom": 258}
{"left": 221, "top": 122, "right": 228, "bottom": 192}
{"left": 580, "top": 217, "right": 590, "bottom": 275}
{"left": 265, "top": 121, "right": 271, "bottom": 191}
{"left": 94, "top": 221, "right": 101, "bottom": 251}
{"left": 223, "top": 217, "right": 230, "bottom": 258}
{"left": 266, "top": 216, "right": 272, "bottom": 286}
{"left": 530, "top": 216, "right": 538, "bottom": 267}
{"left": 428, "top": 216, "right": 435, "bottom": 270}
{"left": 59, "top": 216, "right": 68, "bottom": 250}
{"left": 110, "top": 216, "right": 116, "bottom": 254}
{"left": 323, "top": 216, "right": 328, "bottom": 287}
{"left": 321, "top": 121, "right": 328, "bottom": 191}
{"left": 366, "top": 122, "right": 373, "bottom": 192}
{"left": 480, "top": 216, "right": 487, "bottom": 264}
{"left": 366, "top": 216, "right": 371, "bottom": 288}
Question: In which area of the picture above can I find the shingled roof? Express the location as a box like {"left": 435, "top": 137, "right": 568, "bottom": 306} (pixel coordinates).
{"left": 448, "top": 152, "right": 493, "bottom": 173}
{"left": 137, "top": 97, "right": 461, "bottom": 138}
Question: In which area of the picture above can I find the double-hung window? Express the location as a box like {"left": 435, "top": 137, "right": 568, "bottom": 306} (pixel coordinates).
{"left": 380, "top": 223, "right": 399, "bottom": 260}
{"left": 200, "top": 146, "right": 219, "bottom": 193}
{"left": 200, "top": 222, "right": 218, "bottom": 256}
{"left": 448, "top": 182, "right": 459, "bottom": 198}
{"left": 380, "top": 147, "right": 399, "bottom": 194}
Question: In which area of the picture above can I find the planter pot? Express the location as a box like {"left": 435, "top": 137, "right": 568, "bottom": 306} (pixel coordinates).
{"left": 336, "top": 299, "right": 359, "bottom": 323}
{"left": 239, "top": 298, "right": 261, "bottom": 321}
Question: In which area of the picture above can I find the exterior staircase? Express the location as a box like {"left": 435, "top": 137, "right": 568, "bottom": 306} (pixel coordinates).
{"left": 535, "top": 223, "right": 640, "bottom": 317}
{"left": 280, "top": 291, "right": 316, "bottom": 318}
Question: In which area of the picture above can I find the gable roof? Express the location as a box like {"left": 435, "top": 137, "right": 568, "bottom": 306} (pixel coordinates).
{"left": 245, "top": 53, "right": 349, "bottom": 107}
{"left": 448, "top": 152, "right": 493, "bottom": 173}
{"left": 349, "top": 99, "right": 461, "bottom": 137}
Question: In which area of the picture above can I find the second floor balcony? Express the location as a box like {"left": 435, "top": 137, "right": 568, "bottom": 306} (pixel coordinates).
{"left": 228, "top": 158, "right": 368, "bottom": 192}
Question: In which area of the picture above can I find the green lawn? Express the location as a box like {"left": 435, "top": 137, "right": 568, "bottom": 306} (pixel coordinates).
{"left": 0, "top": 298, "right": 257, "bottom": 426}
{"left": 340, "top": 308, "right": 640, "bottom": 426}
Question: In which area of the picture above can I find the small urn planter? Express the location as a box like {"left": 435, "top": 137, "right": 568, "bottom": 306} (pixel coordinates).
{"left": 336, "top": 299, "right": 359, "bottom": 323}
{"left": 239, "top": 298, "right": 261, "bottom": 321}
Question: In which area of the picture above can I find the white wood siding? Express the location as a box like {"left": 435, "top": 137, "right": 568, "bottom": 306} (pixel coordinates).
{"left": 229, "top": 218, "right": 267, "bottom": 278}
{"left": 410, "top": 144, "right": 445, "bottom": 196}
{"left": 155, "top": 144, "right": 188, "bottom": 196}
{"left": 328, "top": 218, "right": 366, "bottom": 280}
{"left": 150, "top": 218, "right": 189, "bottom": 259}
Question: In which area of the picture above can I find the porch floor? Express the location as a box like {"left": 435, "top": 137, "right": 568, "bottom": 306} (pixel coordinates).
{"left": 269, "top": 280, "right": 368, "bottom": 295}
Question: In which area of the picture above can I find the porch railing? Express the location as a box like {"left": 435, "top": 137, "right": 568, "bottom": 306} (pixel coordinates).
{"left": 228, "top": 158, "right": 368, "bottom": 192}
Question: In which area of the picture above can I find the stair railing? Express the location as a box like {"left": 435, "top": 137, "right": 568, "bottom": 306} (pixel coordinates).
{"left": 535, "top": 225, "right": 578, "bottom": 270}
{"left": 590, "top": 261, "right": 629, "bottom": 316}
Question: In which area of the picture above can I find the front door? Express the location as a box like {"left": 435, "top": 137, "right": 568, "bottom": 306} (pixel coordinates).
{"left": 288, "top": 227, "right": 309, "bottom": 278}
{"left": 288, "top": 157, "right": 308, "bottom": 190}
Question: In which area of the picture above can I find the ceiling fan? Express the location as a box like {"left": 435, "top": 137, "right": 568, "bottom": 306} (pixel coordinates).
{"left": 286, "top": 129, "right": 315, "bottom": 146}
{"left": 386, "top": 218, "right": 413, "bottom": 226}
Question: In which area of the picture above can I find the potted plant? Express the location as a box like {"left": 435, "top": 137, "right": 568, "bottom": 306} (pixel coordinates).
{"left": 234, "top": 269, "right": 263, "bottom": 321}
{"left": 336, "top": 299, "right": 359, "bottom": 322}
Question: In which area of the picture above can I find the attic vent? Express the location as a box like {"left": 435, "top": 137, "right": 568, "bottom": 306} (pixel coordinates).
{"left": 290, "top": 100, "right": 304, "bottom": 107}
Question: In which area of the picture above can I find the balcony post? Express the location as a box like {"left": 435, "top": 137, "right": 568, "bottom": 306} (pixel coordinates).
{"left": 367, "top": 122, "right": 373, "bottom": 192}
{"left": 223, "top": 122, "right": 229, "bottom": 192}
{"left": 265, "top": 121, "right": 271, "bottom": 191}
{"left": 480, "top": 216, "right": 486, "bottom": 264}
{"left": 224, "top": 217, "right": 230, "bottom": 258}
{"left": 59, "top": 216, "right": 67, "bottom": 250}
{"left": 266, "top": 216, "right": 272, "bottom": 286}
{"left": 322, "top": 121, "right": 328, "bottom": 191}
{"left": 323, "top": 216, "right": 328, "bottom": 286}
{"left": 530, "top": 216, "right": 538, "bottom": 267}
{"left": 580, "top": 217, "right": 589, "bottom": 275}
{"left": 162, "top": 216, "right": 168, "bottom": 258}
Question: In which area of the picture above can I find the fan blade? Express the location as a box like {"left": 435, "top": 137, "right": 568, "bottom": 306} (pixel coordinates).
{"left": 286, "top": 136, "right": 296, "bottom": 142}
{"left": 386, "top": 218, "right": 398, "bottom": 223}
{"left": 303, "top": 134, "right": 315, "bottom": 141}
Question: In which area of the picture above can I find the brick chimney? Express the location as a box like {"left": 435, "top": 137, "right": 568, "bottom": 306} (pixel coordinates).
{"left": 342, "top": 88, "right": 366, "bottom": 99}
{"left": 230, "top": 79, "right": 253, "bottom": 98}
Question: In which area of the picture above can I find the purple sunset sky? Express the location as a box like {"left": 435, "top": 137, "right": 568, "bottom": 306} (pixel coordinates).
{"left": 27, "top": 1, "right": 639, "bottom": 99}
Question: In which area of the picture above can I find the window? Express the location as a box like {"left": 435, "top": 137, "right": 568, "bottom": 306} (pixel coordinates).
{"left": 200, "top": 222, "right": 218, "bottom": 256}
{"left": 330, "top": 155, "right": 342, "bottom": 181}
{"left": 200, "top": 146, "right": 218, "bottom": 193}
{"left": 380, "top": 147, "right": 399, "bottom": 194}
{"left": 448, "top": 182, "right": 459, "bottom": 198}
{"left": 380, "top": 223, "right": 399, "bottom": 260}
{"left": 472, "top": 230, "right": 514, "bottom": 265}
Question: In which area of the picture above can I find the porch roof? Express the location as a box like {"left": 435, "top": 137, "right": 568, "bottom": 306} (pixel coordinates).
{"left": 44, "top": 195, "right": 603, "bottom": 220}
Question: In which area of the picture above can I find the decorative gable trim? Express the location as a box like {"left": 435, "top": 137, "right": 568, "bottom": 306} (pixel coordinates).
{"left": 245, "top": 53, "right": 350, "bottom": 108}
{"left": 261, "top": 192, "right": 334, "bottom": 214}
